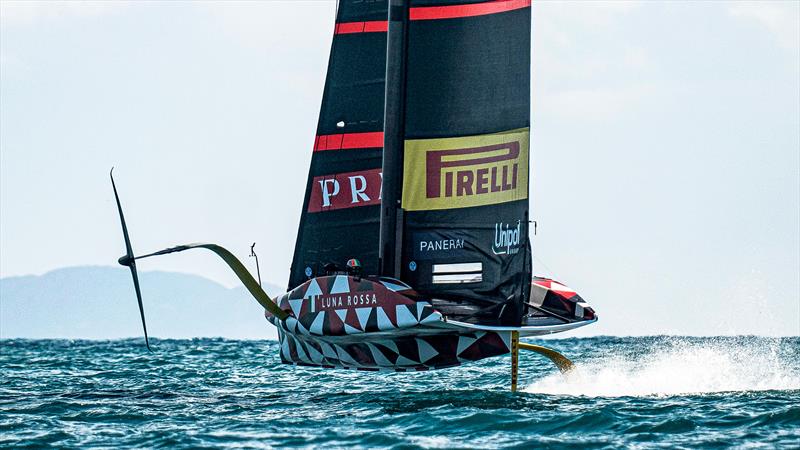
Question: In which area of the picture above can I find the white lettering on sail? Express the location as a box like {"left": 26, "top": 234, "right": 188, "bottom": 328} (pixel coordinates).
{"left": 348, "top": 175, "right": 370, "bottom": 204}
{"left": 492, "top": 221, "right": 522, "bottom": 255}
{"left": 419, "top": 239, "right": 465, "bottom": 252}
{"left": 308, "top": 169, "right": 382, "bottom": 212}
{"left": 319, "top": 179, "right": 340, "bottom": 207}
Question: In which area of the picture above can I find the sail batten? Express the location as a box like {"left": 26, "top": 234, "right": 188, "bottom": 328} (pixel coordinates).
{"left": 410, "top": 0, "right": 530, "bottom": 20}
{"left": 335, "top": 21, "right": 390, "bottom": 34}
{"left": 314, "top": 132, "right": 385, "bottom": 152}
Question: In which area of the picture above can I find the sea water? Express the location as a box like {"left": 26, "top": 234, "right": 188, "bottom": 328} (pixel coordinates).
{"left": 1, "top": 336, "right": 798, "bottom": 448}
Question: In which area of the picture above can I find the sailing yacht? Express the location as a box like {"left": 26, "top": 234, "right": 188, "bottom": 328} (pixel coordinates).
{"left": 112, "top": 0, "right": 597, "bottom": 389}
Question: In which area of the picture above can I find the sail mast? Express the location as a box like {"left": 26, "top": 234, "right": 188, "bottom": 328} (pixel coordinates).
{"left": 379, "top": 0, "right": 409, "bottom": 278}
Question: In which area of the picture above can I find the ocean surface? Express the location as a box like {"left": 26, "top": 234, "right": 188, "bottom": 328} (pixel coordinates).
{"left": 1, "top": 336, "right": 798, "bottom": 449}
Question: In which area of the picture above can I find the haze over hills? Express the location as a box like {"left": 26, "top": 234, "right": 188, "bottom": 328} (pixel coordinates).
{"left": 0, "top": 266, "right": 280, "bottom": 340}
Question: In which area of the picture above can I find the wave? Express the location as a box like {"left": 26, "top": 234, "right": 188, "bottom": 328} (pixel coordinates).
{"left": 524, "top": 336, "right": 800, "bottom": 397}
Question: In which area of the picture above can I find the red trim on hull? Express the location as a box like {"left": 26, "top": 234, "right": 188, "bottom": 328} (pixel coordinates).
{"left": 410, "top": 0, "right": 531, "bottom": 21}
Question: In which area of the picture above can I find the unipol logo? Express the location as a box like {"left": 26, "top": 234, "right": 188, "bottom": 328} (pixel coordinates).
{"left": 401, "top": 128, "right": 529, "bottom": 211}
{"left": 492, "top": 221, "right": 522, "bottom": 255}
{"left": 308, "top": 168, "right": 382, "bottom": 213}
{"left": 426, "top": 142, "right": 520, "bottom": 199}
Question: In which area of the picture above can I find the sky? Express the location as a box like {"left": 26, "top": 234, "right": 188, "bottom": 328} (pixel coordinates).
{"left": 1, "top": 1, "right": 798, "bottom": 337}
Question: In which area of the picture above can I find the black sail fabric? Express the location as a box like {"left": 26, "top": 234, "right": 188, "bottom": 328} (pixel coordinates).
{"left": 288, "top": 0, "right": 388, "bottom": 290}
{"left": 400, "top": 0, "right": 532, "bottom": 326}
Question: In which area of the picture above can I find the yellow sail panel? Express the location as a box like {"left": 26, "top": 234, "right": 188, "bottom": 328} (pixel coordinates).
{"left": 401, "top": 127, "right": 529, "bottom": 211}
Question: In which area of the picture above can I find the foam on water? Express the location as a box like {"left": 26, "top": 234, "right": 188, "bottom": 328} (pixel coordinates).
{"left": 525, "top": 337, "right": 800, "bottom": 397}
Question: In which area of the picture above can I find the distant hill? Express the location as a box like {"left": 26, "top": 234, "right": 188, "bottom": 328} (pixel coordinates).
{"left": 0, "top": 266, "right": 281, "bottom": 340}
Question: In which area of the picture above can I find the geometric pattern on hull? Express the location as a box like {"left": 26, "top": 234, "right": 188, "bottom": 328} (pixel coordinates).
{"left": 277, "top": 329, "right": 511, "bottom": 371}
{"left": 268, "top": 275, "right": 443, "bottom": 336}
{"left": 531, "top": 277, "right": 597, "bottom": 321}
{"left": 267, "top": 275, "right": 511, "bottom": 370}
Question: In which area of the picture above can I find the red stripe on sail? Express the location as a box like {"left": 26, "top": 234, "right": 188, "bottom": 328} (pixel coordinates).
{"left": 410, "top": 0, "right": 531, "bottom": 21}
{"left": 314, "top": 132, "right": 384, "bottom": 151}
{"left": 334, "top": 21, "right": 388, "bottom": 34}
{"left": 363, "top": 21, "right": 389, "bottom": 32}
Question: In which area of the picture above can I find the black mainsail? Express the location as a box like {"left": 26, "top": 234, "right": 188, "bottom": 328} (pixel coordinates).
{"left": 289, "top": 0, "right": 389, "bottom": 289}
{"left": 292, "top": 0, "right": 532, "bottom": 326}
{"left": 396, "top": 0, "right": 531, "bottom": 326}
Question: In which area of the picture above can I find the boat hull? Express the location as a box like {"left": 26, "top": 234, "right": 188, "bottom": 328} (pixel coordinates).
{"left": 275, "top": 326, "right": 511, "bottom": 371}
{"left": 267, "top": 274, "right": 595, "bottom": 370}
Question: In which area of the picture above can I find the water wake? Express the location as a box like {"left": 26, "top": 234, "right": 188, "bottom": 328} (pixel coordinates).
{"left": 524, "top": 337, "right": 800, "bottom": 397}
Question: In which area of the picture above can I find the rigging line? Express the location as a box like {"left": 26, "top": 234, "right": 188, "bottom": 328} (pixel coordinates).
{"left": 529, "top": 223, "right": 566, "bottom": 282}
{"left": 250, "top": 242, "right": 262, "bottom": 287}
{"left": 530, "top": 222, "right": 569, "bottom": 282}
{"left": 532, "top": 254, "right": 570, "bottom": 286}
